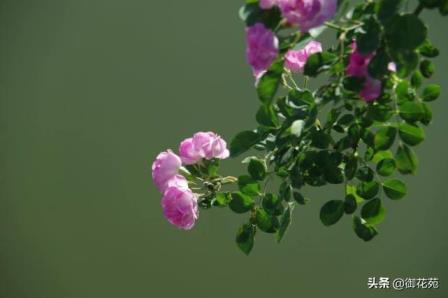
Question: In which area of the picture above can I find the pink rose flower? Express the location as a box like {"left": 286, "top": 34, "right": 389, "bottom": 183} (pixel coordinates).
{"left": 260, "top": 0, "right": 278, "bottom": 9}
{"left": 360, "top": 78, "right": 382, "bottom": 103}
{"left": 346, "top": 42, "right": 373, "bottom": 78}
{"left": 285, "top": 40, "right": 322, "bottom": 72}
{"left": 162, "top": 186, "right": 199, "bottom": 230}
{"left": 179, "top": 138, "right": 202, "bottom": 165}
{"left": 179, "top": 132, "right": 230, "bottom": 165}
{"left": 152, "top": 150, "right": 182, "bottom": 192}
{"left": 346, "top": 42, "right": 382, "bottom": 102}
{"left": 159, "top": 175, "right": 189, "bottom": 194}
{"left": 246, "top": 23, "right": 279, "bottom": 78}
{"left": 278, "top": 0, "right": 338, "bottom": 32}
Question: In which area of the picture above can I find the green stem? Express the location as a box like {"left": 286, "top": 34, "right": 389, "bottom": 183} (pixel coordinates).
{"left": 414, "top": 3, "right": 424, "bottom": 16}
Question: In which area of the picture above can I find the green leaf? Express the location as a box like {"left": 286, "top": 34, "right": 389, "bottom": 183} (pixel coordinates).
{"left": 304, "top": 52, "right": 337, "bottom": 77}
{"left": 288, "top": 89, "right": 314, "bottom": 106}
{"left": 239, "top": 3, "right": 282, "bottom": 30}
{"left": 230, "top": 131, "right": 260, "bottom": 157}
{"left": 346, "top": 184, "right": 365, "bottom": 204}
{"left": 238, "top": 175, "right": 260, "bottom": 196}
{"left": 357, "top": 17, "right": 381, "bottom": 54}
{"left": 411, "top": 71, "right": 423, "bottom": 89}
{"left": 376, "top": 0, "right": 404, "bottom": 23}
{"left": 257, "top": 60, "right": 283, "bottom": 104}
{"left": 247, "top": 158, "right": 267, "bottom": 181}
{"left": 255, "top": 208, "right": 279, "bottom": 233}
{"left": 422, "top": 84, "right": 441, "bottom": 102}
{"left": 279, "top": 182, "right": 292, "bottom": 202}
{"left": 344, "top": 194, "right": 358, "bottom": 215}
{"left": 396, "top": 144, "right": 419, "bottom": 174}
{"left": 357, "top": 181, "right": 380, "bottom": 200}
{"left": 373, "top": 150, "right": 394, "bottom": 163}
{"left": 202, "top": 158, "right": 220, "bottom": 177}
{"left": 356, "top": 166, "right": 375, "bottom": 182}
{"left": 361, "top": 199, "right": 386, "bottom": 225}
{"left": 213, "top": 192, "right": 231, "bottom": 207}
{"left": 277, "top": 204, "right": 294, "bottom": 243}
{"left": 256, "top": 104, "right": 280, "bottom": 128}
{"left": 399, "top": 123, "right": 425, "bottom": 146}
{"left": 345, "top": 155, "right": 358, "bottom": 181}
{"left": 421, "top": 103, "right": 433, "bottom": 125}
{"left": 236, "top": 223, "right": 256, "bottom": 255}
{"left": 392, "top": 50, "right": 419, "bottom": 78}
{"left": 293, "top": 191, "right": 308, "bottom": 205}
{"left": 368, "top": 49, "right": 391, "bottom": 79}
{"left": 374, "top": 127, "right": 397, "bottom": 150}
{"left": 418, "top": 39, "right": 440, "bottom": 58}
{"left": 311, "top": 130, "right": 332, "bottom": 149}
{"left": 420, "top": 59, "right": 435, "bottom": 78}
{"left": 396, "top": 80, "right": 411, "bottom": 100}
{"left": 229, "top": 192, "right": 255, "bottom": 214}
{"left": 421, "top": 0, "right": 441, "bottom": 8}
{"left": 353, "top": 216, "right": 378, "bottom": 241}
{"left": 385, "top": 14, "right": 427, "bottom": 51}
{"left": 383, "top": 179, "right": 407, "bottom": 200}
{"left": 320, "top": 200, "right": 345, "bottom": 226}
{"left": 399, "top": 101, "right": 424, "bottom": 122}
{"left": 262, "top": 193, "right": 283, "bottom": 215}
{"left": 366, "top": 104, "right": 394, "bottom": 122}
{"left": 343, "top": 76, "right": 366, "bottom": 92}
{"left": 376, "top": 158, "right": 396, "bottom": 176}
{"left": 441, "top": 0, "right": 448, "bottom": 15}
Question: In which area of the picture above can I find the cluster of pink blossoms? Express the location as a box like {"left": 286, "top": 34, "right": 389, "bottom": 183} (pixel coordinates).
{"left": 346, "top": 42, "right": 385, "bottom": 102}
{"left": 260, "top": 0, "right": 337, "bottom": 32}
{"left": 246, "top": 0, "right": 335, "bottom": 82}
{"left": 152, "top": 132, "right": 229, "bottom": 230}
{"left": 246, "top": 24, "right": 322, "bottom": 81}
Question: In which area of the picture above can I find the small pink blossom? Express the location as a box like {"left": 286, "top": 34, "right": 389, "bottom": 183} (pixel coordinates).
{"left": 260, "top": 0, "right": 278, "bottom": 9}
{"left": 246, "top": 23, "right": 279, "bottom": 78}
{"left": 346, "top": 41, "right": 382, "bottom": 102}
{"left": 162, "top": 187, "right": 199, "bottom": 230}
{"left": 360, "top": 78, "right": 382, "bottom": 102}
{"left": 388, "top": 62, "right": 397, "bottom": 72}
{"left": 285, "top": 40, "right": 322, "bottom": 72}
{"left": 346, "top": 42, "right": 373, "bottom": 78}
{"left": 152, "top": 150, "right": 182, "bottom": 193}
{"left": 278, "top": 0, "right": 338, "bottom": 32}
{"left": 179, "top": 132, "right": 230, "bottom": 165}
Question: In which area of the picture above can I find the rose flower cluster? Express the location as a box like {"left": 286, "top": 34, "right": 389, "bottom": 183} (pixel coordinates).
{"left": 152, "top": 132, "right": 229, "bottom": 230}
{"left": 246, "top": 0, "right": 392, "bottom": 102}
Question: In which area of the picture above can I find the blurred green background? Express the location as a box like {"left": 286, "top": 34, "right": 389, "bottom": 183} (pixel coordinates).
{"left": 0, "top": 0, "right": 447, "bottom": 297}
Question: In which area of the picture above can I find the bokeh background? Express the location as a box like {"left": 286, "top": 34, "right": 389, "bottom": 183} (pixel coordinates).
{"left": 0, "top": 1, "right": 447, "bottom": 297}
